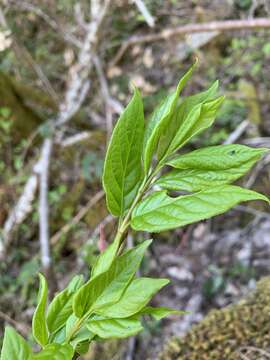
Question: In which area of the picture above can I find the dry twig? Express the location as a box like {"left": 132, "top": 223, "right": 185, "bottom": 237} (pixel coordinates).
{"left": 133, "top": 0, "right": 155, "bottom": 28}
{"left": 93, "top": 55, "right": 124, "bottom": 142}
{"left": 0, "top": 5, "right": 59, "bottom": 103}
{"left": 0, "top": 310, "right": 30, "bottom": 337}
{"left": 223, "top": 120, "right": 250, "bottom": 144}
{"left": 50, "top": 191, "right": 105, "bottom": 246}
{"left": 7, "top": 0, "right": 83, "bottom": 47}
{"left": 111, "top": 18, "right": 270, "bottom": 66}
{"left": 34, "top": 138, "right": 53, "bottom": 272}
{"left": 1, "top": 0, "right": 112, "bottom": 264}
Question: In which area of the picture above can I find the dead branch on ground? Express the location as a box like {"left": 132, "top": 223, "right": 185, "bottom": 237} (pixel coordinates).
{"left": 111, "top": 18, "right": 270, "bottom": 66}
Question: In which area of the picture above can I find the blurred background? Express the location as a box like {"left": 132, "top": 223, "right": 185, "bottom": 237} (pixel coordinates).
{"left": 0, "top": 0, "right": 270, "bottom": 358}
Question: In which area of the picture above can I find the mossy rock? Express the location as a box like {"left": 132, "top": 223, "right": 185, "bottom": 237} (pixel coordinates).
{"left": 160, "top": 277, "right": 270, "bottom": 360}
{"left": 0, "top": 71, "right": 43, "bottom": 139}
{"left": 0, "top": 71, "right": 99, "bottom": 141}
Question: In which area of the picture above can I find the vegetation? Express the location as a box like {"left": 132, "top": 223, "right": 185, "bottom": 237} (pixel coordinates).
{"left": 1, "top": 62, "right": 268, "bottom": 358}
{"left": 1, "top": 1, "right": 270, "bottom": 359}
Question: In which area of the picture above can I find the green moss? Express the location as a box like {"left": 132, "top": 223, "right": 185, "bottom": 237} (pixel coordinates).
{"left": 160, "top": 277, "right": 270, "bottom": 360}
{"left": 0, "top": 71, "right": 43, "bottom": 138}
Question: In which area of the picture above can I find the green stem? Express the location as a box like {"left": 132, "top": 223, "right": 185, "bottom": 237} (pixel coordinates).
{"left": 115, "top": 165, "right": 161, "bottom": 249}
{"left": 67, "top": 164, "right": 161, "bottom": 344}
{"left": 66, "top": 309, "right": 93, "bottom": 343}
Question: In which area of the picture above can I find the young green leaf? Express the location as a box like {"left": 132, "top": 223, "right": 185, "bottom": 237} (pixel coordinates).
{"left": 139, "top": 306, "right": 186, "bottom": 320}
{"left": 86, "top": 317, "right": 143, "bottom": 339}
{"left": 32, "top": 343, "right": 74, "bottom": 360}
{"left": 143, "top": 62, "right": 197, "bottom": 173}
{"left": 47, "top": 288, "right": 73, "bottom": 334}
{"left": 73, "top": 240, "right": 152, "bottom": 318}
{"left": 131, "top": 186, "right": 269, "bottom": 232}
{"left": 103, "top": 87, "right": 144, "bottom": 216}
{"left": 46, "top": 275, "right": 83, "bottom": 335}
{"left": 66, "top": 275, "right": 84, "bottom": 292}
{"left": 32, "top": 273, "right": 49, "bottom": 347}
{"left": 157, "top": 80, "right": 219, "bottom": 161}
{"left": 164, "top": 95, "right": 224, "bottom": 157}
{"left": 70, "top": 327, "right": 95, "bottom": 348}
{"left": 91, "top": 237, "right": 120, "bottom": 279}
{"left": 156, "top": 145, "right": 268, "bottom": 192}
{"left": 0, "top": 326, "right": 32, "bottom": 360}
{"left": 97, "top": 277, "right": 169, "bottom": 318}
{"left": 168, "top": 144, "right": 267, "bottom": 170}
{"left": 49, "top": 327, "right": 66, "bottom": 344}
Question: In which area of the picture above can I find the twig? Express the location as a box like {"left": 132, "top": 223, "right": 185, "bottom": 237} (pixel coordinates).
{"left": 1, "top": 0, "right": 112, "bottom": 258}
{"left": 0, "top": 310, "right": 30, "bottom": 337}
{"left": 110, "top": 18, "right": 270, "bottom": 66}
{"left": 0, "top": 5, "right": 59, "bottom": 104}
{"left": 93, "top": 55, "right": 113, "bottom": 140}
{"left": 1, "top": 174, "right": 38, "bottom": 256}
{"left": 243, "top": 137, "right": 270, "bottom": 147}
{"left": 60, "top": 131, "right": 92, "bottom": 147}
{"left": 34, "top": 138, "right": 53, "bottom": 272}
{"left": 133, "top": 0, "right": 155, "bottom": 28}
{"left": 8, "top": 0, "right": 82, "bottom": 48}
{"left": 223, "top": 120, "right": 250, "bottom": 144}
{"left": 235, "top": 205, "right": 270, "bottom": 219}
{"left": 125, "top": 336, "right": 136, "bottom": 360}
{"left": 245, "top": 152, "right": 270, "bottom": 188}
{"left": 93, "top": 55, "right": 124, "bottom": 141}
{"left": 50, "top": 191, "right": 105, "bottom": 246}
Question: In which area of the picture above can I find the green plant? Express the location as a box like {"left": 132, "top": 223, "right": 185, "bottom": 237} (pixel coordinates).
{"left": 1, "top": 62, "right": 269, "bottom": 359}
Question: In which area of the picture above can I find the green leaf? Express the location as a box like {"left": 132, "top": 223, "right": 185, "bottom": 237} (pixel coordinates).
{"left": 32, "top": 343, "right": 74, "bottom": 360}
{"left": 66, "top": 275, "right": 84, "bottom": 292}
{"left": 0, "top": 107, "right": 11, "bottom": 118}
{"left": 97, "top": 277, "right": 169, "bottom": 318}
{"left": 32, "top": 273, "right": 49, "bottom": 347}
{"left": 139, "top": 306, "right": 185, "bottom": 320}
{"left": 0, "top": 326, "right": 32, "bottom": 360}
{"left": 143, "top": 62, "right": 197, "bottom": 173}
{"left": 131, "top": 186, "right": 269, "bottom": 232}
{"left": 47, "top": 274, "right": 83, "bottom": 334}
{"left": 157, "top": 80, "right": 219, "bottom": 161}
{"left": 73, "top": 240, "right": 152, "bottom": 318}
{"left": 65, "top": 313, "right": 78, "bottom": 337}
{"left": 47, "top": 288, "right": 73, "bottom": 334}
{"left": 103, "top": 87, "right": 145, "bottom": 216}
{"left": 86, "top": 317, "right": 143, "bottom": 339}
{"left": 156, "top": 145, "right": 268, "bottom": 192}
{"left": 165, "top": 95, "right": 224, "bottom": 157}
{"left": 91, "top": 237, "right": 121, "bottom": 279}
{"left": 49, "top": 327, "right": 66, "bottom": 344}
{"left": 168, "top": 144, "right": 267, "bottom": 170}
{"left": 70, "top": 327, "right": 95, "bottom": 348}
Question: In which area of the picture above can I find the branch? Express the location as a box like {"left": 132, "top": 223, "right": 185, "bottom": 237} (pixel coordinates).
{"left": 1, "top": 0, "right": 112, "bottom": 259}
{"left": 133, "top": 0, "right": 155, "bottom": 28}
{"left": 50, "top": 191, "right": 105, "bottom": 246}
{"left": 7, "top": 0, "right": 83, "bottom": 48}
{"left": 111, "top": 18, "right": 270, "bottom": 66}
{"left": 34, "top": 138, "right": 53, "bottom": 271}
{"left": 0, "top": 5, "right": 59, "bottom": 104}
{"left": 223, "top": 120, "right": 250, "bottom": 144}
{"left": 1, "top": 174, "right": 38, "bottom": 255}
{"left": 93, "top": 55, "right": 123, "bottom": 141}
